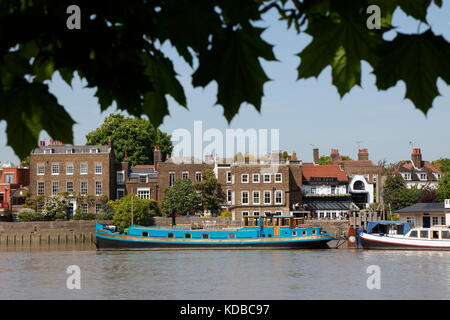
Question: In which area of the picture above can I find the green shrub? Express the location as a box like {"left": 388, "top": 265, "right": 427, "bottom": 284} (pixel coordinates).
{"left": 17, "top": 208, "right": 44, "bottom": 222}
{"left": 221, "top": 211, "right": 232, "bottom": 218}
{"left": 55, "top": 212, "right": 66, "bottom": 220}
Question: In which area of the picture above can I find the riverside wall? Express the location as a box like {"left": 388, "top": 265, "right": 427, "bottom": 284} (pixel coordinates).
{"left": 0, "top": 218, "right": 350, "bottom": 247}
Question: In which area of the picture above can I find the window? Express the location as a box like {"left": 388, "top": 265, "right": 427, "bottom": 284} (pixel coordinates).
{"left": 117, "top": 188, "right": 125, "bottom": 199}
{"left": 80, "top": 163, "right": 88, "bottom": 175}
{"left": 202, "top": 234, "right": 209, "bottom": 239}
{"left": 403, "top": 173, "right": 411, "bottom": 180}
{"left": 253, "top": 191, "right": 260, "bottom": 205}
{"left": 184, "top": 233, "right": 192, "bottom": 239}
{"left": 196, "top": 172, "right": 202, "bottom": 182}
{"left": 420, "top": 230, "right": 429, "bottom": 238}
{"left": 4, "top": 173, "right": 14, "bottom": 184}
{"left": 182, "top": 171, "right": 189, "bottom": 179}
{"left": 302, "top": 230, "right": 307, "bottom": 236}
{"left": 52, "top": 181, "right": 59, "bottom": 196}
{"left": 253, "top": 211, "right": 260, "bottom": 216}
{"left": 81, "top": 204, "right": 88, "bottom": 214}
{"left": 226, "top": 171, "right": 232, "bottom": 183}
{"left": 432, "top": 216, "right": 439, "bottom": 226}
{"left": 66, "top": 148, "right": 74, "bottom": 154}
{"left": 90, "top": 148, "right": 99, "bottom": 154}
{"left": 242, "top": 191, "right": 249, "bottom": 205}
{"left": 442, "top": 231, "right": 450, "bottom": 239}
{"left": 312, "top": 229, "right": 317, "bottom": 235}
{"left": 275, "top": 173, "right": 282, "bottom": 183}
{"left": 292, "top": 231, "right": 297, "bottom": 236}
{"left": 263, "top": 174, "right": 271, "bottom": 183}
{"left": 167, "top": 233, "right": 174, "bottom": 238}
{"left": 252, "top": 174, "right": 260, "bottom": 183}
{"left": 51, "top": 163, "right": 59, "bottom": 175}
{"left": 66, "top": 181, "right": 74, "bottom": 194}
{"left": 117, "top": 171, "right": 125, "bottom": 184}
{"left": 264, "top": 191, "right": 271, "bottom": 204}
{"left": 311, "top": 187, "right": 316, "bottom": 195}
{"left": 37, "top": 164, "right": 45, "bottom": 175}
{"left": 95, "top": 203, "right": 102, "bottom": 214}
{"left": 227, "top": 189, "right": 232, "bottom": 203}
{"left": 241, "top": 174, "right": 249, "bottom": 183}
{"left": 409, "top": 230, "right": 418, "bottom": 238}
{"left": 406, "top": 217, "right": 415, "bottom": 227}
{"left": 142, "top": 232, "right": 149, "bottom": 237}
{"left": 139, "top": 175, "right": 147, "bottom": 183}
{"left": 169, "top": 172, "right": 175, "bottom": 186}
{"left": 95, "top": 181, "right": 102, "bottom": 195}
{"left": 331, "top": 186, "right": 336, "bottom": 194}
{"left": 264, "top": 211, "right": 271, "bottom": 217}
{"left": 66, "top": 163, "right": 74, "bottom": 175}
{"left": 420, "top": 173, "right": 427, "bottom": 180}
{"left": 442, "top": 216, "right": 446, "bottom": 226}
{"left": 275, "top": 190, "right": 282, "bottom": 204}
{"left": 44, "top": 148, "right": 54, "bottom": 154}
{"left": 137, "top": 188, "right": 150, "bottom": 199}
{"left": 37, "top": 182, "right": 45, "bottom": 195}
{"left": 242, "top": 211, "right": 249, "bottom": 217}
{"left": 326, "top": 212, "right": 331, "bottom": 219}
{"left": 80, "top": 181, "right": 88, "bottom": 195}
{"left": 95, "top": 163, "right": 102, "bottom": 174}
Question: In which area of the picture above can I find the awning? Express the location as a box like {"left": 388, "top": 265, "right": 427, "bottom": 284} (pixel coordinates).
{"left": 305, "top": 201, "right": 359, "bottom": 211}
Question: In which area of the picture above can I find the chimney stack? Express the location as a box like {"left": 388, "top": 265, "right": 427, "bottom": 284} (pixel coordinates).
{"left": 330, "top": 149, "right": 340, "bottom": 164}
{"left": 153, "top": 146, "right": 161, "bottom": 169}
{"left": 411, "top": 148, "right": 422, "bottom": 168}
{"left": 313, "top": 148, "right": 319, "bottom": 165}
{"left": 358, "top": 148, "right": 369, "bottom": 160}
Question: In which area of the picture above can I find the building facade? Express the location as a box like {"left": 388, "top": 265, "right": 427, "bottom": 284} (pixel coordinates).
{"left": 396, "top": 200, "right": 450, "bottom": 228}
{"left": 0, "top": 162, "right": 29, "bottom": 220}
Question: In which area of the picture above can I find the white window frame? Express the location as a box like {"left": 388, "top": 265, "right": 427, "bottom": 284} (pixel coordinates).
{"left": 263, "top": 174, "right": 271, "bottom": 183}
{"left": 226, "top": 171, "right": 232, "bottom": 183}
{"left": 241, "top": 191, "right": 249, "bottom": 205}
{"left": 37, "top": 164, "right": 45, "bottom": 175}
{"left": 80, "top": 163, "right": 88, "bottom": 175}
{"left": 242, "top": 211, "right": 249, "bottom": 217}
{"left": 95, "top": 163, "right": 103, "bottom": 175}
{"left": 52, "top": 181, "right": 59, "bottom": 196}
{"left": 139, "top": 175, "right": 148, "bottom": 184}
{"left": 137, "top": 188, "right": 151, "bottom": 199}
{"left": 95, "top": 181, "right": 102, "bottom": 196}
{"left": 81, "top": 204, "right": 88, "bottom": 214}
{"left": 95, "top": 203, "right": 102, "bottom": 214}
{"left": 66, "top": 163, "right": 74, "bottom": 175}
{"left": 117, "top": 188, "right": 125, "bottom": 199}
{"left": 117, "top": 171, "right": 125, "bottom": 185}
{"left": 4, "top": 173, "right": 14, "bottom": 184}
{"left": 252, "top": 191, "right": 260, "bottom": 205}
{"left": 253, "top": 211, "right": 260, "bottom": 216}
{"left": 420, "top": 173, "right": 427, "bottom": 180}
{"left": 169, "top": 172, "right": 175, "bottom": 187}
{"left": 275, "top": 173, "right": 282, "bottom": 183}
{"left": 37, "top": 182, "right": 45, "bottom": 195}
{"left": 252, "top": 174, "right": 260, "bottom": 183}
{"left": 264, "top": 190, "right": 271, "bottom": 205}
{"left": 275, "top": 190, "right": 283, "bottom": 204}
{"left": 80, "top": 181, "right": 88, "bottom": 195}
{"left": 182, "top": 171, "right": 189, "bottom": 180}
{"left": 241, "top": 174, "right": 249, "bottom": 183}
{"left": 66, "top": 181, "right": 74, "bottom": 194}
{"left": 51, "top": 163, "right": 59, "bottom": 175}
{"left": 195, "top": 172, "right": 202, "bottom": 182}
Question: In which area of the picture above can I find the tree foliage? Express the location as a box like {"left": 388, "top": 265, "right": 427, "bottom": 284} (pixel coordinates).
{"left": 1, "top": 0, "right": 448, "bottom": 159}
{"left": 437, "top": 175, "right": 450, "bottom": 202}
{"left": 432, "top": 158, "right": 450, "bottom": 174}
{"left": 111, "top": 195, "right": 159, "bottom": 231}
{"left": 85, "top": 114, "right": 172, "bottom": 166}
{"left": 162, "top": 179, "right": 202, "bottom": 216}
{"left": 383, "top": 174, "right": 422, "bottom": 211}
{"left": 195, "top": 169, "right": 225, "bottom": 216}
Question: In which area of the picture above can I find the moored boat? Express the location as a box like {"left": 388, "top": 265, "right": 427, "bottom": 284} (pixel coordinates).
{"left": 360, "top": 220, "right": 450, "bottom": 250}
{"left": 95, "top": 215, "right": 334, "bottom": 250}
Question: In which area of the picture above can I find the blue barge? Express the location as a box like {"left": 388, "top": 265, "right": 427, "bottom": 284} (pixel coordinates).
{"left": 95, "top": 215, "right": 334, "bottom": 250}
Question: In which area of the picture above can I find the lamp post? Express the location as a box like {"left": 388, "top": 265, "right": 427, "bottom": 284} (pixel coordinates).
{"left": 8, "top": 188, "right": 24, "bottom": 220}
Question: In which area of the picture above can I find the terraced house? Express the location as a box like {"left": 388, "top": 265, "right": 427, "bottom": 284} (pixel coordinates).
{"left": 29, "top": 140, "right": 118, "bottom": 215}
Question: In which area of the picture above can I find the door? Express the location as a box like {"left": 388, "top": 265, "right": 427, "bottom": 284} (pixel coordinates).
{"left": 423, "top": 216, "right": 430, "bottom": 228}
{"left": 273, "top": 218, "right": 280, "bottom": 237}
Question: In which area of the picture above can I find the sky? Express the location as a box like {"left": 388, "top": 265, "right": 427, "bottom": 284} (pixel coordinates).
{"left": 0, "top": 3, "right": 449, "bottom": 166}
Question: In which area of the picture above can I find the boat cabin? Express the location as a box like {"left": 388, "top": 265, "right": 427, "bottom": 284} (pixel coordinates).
{"left": 406, "top": 227, "right": 450, "bottom": 240}
{"left": 366, "top": 220, "right": 411, "bottom": 236}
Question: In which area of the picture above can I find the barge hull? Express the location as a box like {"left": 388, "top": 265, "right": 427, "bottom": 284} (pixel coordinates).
{"left": 96, "top": 235, "right": 331, "bottom": 250}
{"left": 360, "top": 237, "right": 450, "bottom": 250}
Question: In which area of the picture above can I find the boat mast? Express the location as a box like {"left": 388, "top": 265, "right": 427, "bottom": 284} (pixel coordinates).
{"left": 131, "top": 193, "right": 134, "bottom": 226}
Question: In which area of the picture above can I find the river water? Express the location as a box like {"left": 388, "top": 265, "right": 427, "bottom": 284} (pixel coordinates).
{"left": 0, "top": 245, "right": 449, "bottom": 300}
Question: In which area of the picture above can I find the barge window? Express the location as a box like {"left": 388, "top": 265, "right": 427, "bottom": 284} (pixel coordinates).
{"left": 142, "top": 232, "right": 149, "bottom": 237}
{"left": 202, "top": 234, "right": 209, "bottom": 239}
{"left": 420, "top": 230, "right": 429, "bottom": 239}
{"left": 312, "top": 229, "right": 317, "bottom": 235}
{"left": 409, "top": 231, "right": 418, "bottom": 238}
{"left": 442, "top": 231, "right": 450, "bottom": 239}
{"left": 184, "top": 233, "right": 192, "bottom": 239}
{"left": 302, "top": 230, "right": 307, "bottom": 236}
{"left": 292, "top": 231, "right": 297, "bottom": 236}
{"left": 228, "top": 233, "right": 236, "bottom": 239}
{"left": 167, "top": 233, "right": 174, "bottom": 238}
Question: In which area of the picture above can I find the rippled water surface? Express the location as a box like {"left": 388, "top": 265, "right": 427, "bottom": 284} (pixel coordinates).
{"left": 1, "top": 245, "right": 449, "bottom": 300}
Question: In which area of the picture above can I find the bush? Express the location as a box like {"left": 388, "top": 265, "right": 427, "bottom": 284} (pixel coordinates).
{"left": 17, "top": 208, "right": 44, "bottom": 222}
{"left": 42, "top": 195, "right": 68, "bottom": 221}
{"left": 55, "top": 212, "right": 66, "bottom": 220}
{"left": 221, "top": 211, "right": 232, "bottom": 218}
{"left": 112, "top": 195, "right": 159, "bottom": 231}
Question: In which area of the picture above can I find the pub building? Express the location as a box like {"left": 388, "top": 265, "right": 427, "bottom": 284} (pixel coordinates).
{"left": 301, "top": 164, "right": 359, "bottom": 220}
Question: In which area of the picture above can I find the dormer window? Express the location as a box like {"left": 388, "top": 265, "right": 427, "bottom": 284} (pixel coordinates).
{"left": 44, "top": 148, "right": 54, "bottom": 154}
{"left": 420, "top": 173, "right": 427, "bottom": 180}
{"left": 90, "top": 148, "right": 100, "bottom": 154}
{"left": 66, "top": 148, "right": 75, "bottom": 154}
{"left": 403, "top": 173, "right": 411, "bottom": 180}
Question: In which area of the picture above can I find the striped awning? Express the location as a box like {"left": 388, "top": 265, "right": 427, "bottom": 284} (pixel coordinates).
{"left": 305, "top": 201, "right": 359, "bottom": 211}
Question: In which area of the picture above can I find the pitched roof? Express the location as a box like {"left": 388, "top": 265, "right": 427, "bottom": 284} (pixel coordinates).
{"left": 302, "top": 164, "right": 348, "bottom": 182}
{"left": 392, "top": 160, "right": 442, "bottom": 181}
{"left": 395, "top": 202, "right": 449, "bottom": 213}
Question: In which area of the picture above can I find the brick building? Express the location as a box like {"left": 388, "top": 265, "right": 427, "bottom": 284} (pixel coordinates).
{"left": 29, "top": 140, "right": 119, "bottom": 215}
{"left": 216, "top": 151, "right": 303, "bottom": 221}
{"left": 0, "top": 162, "right": 29, "bottom": 220}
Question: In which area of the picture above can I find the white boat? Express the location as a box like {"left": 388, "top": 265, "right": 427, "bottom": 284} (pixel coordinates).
{"left": 360, "top": 220, "right": 450, "bottom": 250}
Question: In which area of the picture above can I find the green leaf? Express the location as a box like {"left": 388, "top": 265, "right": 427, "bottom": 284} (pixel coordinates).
{"left": 297, "top": 14, "right": 380, "bottom": 96}
{"left": 372, "top": 30, "right": 450, "bottom": 114}
{"left": 398, "top": 0, "right": 431, "bottom": 23}
{"left": 192, "top": 26, "right": 276, "bottom": 122}
{"left": 0, "top": 82, "right": 75, "bottom": 159}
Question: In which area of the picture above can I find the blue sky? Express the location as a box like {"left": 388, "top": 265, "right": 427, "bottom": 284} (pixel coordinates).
{"left": 1, "top": 3, "right": 449, "bottom": 165}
